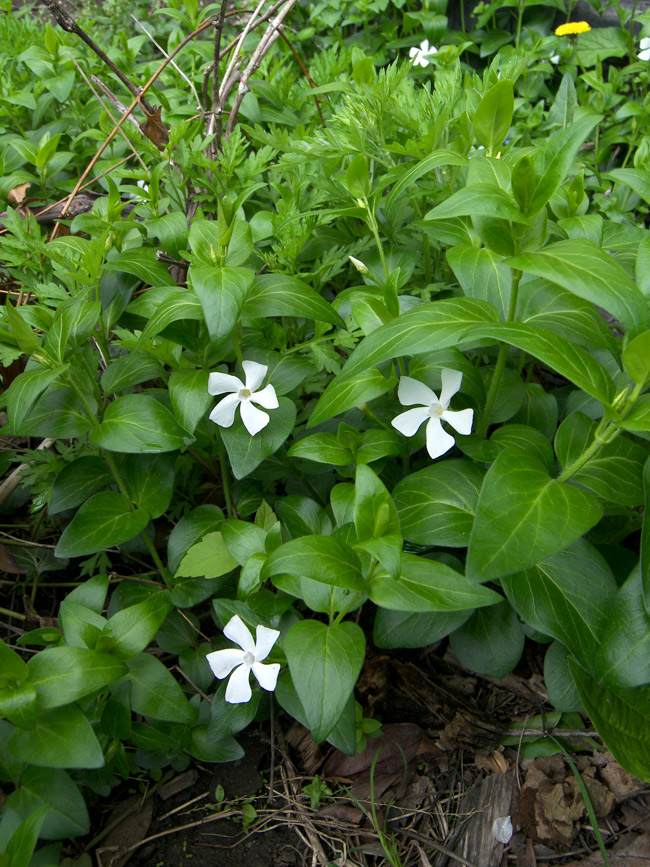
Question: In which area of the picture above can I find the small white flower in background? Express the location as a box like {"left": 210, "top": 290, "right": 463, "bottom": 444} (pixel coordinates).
{"left": 208, "top": 360, "right": 278, "bottom": 436}
{"left": 391, "top": 369, "right": 474, "bottom": 460}
{"left": 639, "top": 37, "right": 650, "bottom": 60}
{"left": 206, "top": 615, "right": 281, "bottom": 704}
{"left": 550, "top": 53, "right": 560, "bottom": 64}
{"left": 492, "top": 816, "right": 513, "bottom": 844}
{"left": 409, "top": 39, "right": 438, "bottom": 67}
{"left": 349, "top": 255, "right": 370, "bottom": 275}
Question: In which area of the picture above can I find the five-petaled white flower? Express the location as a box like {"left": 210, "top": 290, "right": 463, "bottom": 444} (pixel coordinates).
{"left": 639, "top": 37, "right": 650, "bottom": 61}
{"left": 208, "top": 360, "right": 278, "bottom": 436}
{"left": 409, "top": 39, "right": 438, "bottom": 67}
{"left": 206, "top": 615, "right": 281, "bottom": 704}
{"left": 391, "top": 369, "right": 474, "bottom": 460}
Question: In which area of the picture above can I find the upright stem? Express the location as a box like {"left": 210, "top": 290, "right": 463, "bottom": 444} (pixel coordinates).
{"left": 476, "top": 268, "right": 522, "bottom": 437}
{"left": 218, "top": 443, "right": 234, "bottom": 517}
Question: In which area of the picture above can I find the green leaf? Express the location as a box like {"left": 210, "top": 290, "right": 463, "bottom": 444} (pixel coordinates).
{"left": 425, "top": 184, "right": 529, "bottom": 224}
{"left": 262, "top": 535, "right": 366, "bottom": 592}
{"left": 221, "top": 396, "right": 296, "bottom": 479}
{"left": 126, "top": 653, "right": 197, "bottom": 724}
{"left": 0, "top": 767, "right": 89, "bottom": 841}
{"left": 55, "top": 492, "right": 149, "bottom": 558}
{"left": 544, "top": 641, "right": 582, "bottom": 712}
{"left": 346, "top": 153, "right": 370, "bottom": 198}
{"left": 643, "top": 458, "right": 650, "bottom": 617}
{"left": 135, "top": 290, "right": 203, "bottom": 346}
{"left": 8, "top": 705, "right": 104, "bottom": 768}
{"left": 368, "top": 552, "right": 501, "bottom": 612}
{"left": 4, "top": 300, "right": 38, "bottom": 355}
{"left": 527, "top": 114, "right": 600, "bottom": 216}
{"left": 502, "top": 540, "right": 616, "bottom": 669}
{"left": 11, "top": 387, "right": 94, "bottom": 438}
{"left": 570, "top": 661, "right": 650, "bottom": 783}
{"left": 275, "top": 673, "right": 357, "bottom": 755}
{"left": 547, "top": 72, "right": 576, "bottom": 129}
{"left": 167, "top": 504, "right": 224, "bottom": 575}
{"left": 97, "top": 592, "right": 172, "bottom": 659}
{"left": 555, "top": 412, "right": 647, "bottom": 506}
{"left": 469, "top": 322, "right": 616, "bottom": 404}
{"left": 618, "top": 395, "right": 650, "bottom": 432}
{"left": 623, "top": 330, "right": 650, "bottom": 386}
{"left": 0, "top": 637, "right": 28, "bottom": 687}
{"left": 63, "top": 573, "right": 109, "bottom": 613}
{"left": 220, "top": 519, "right": 267, "bottom": 566}
{"left": 473, "top": 79, "right": 514, "bottom": 153}
{"left": 2, "top": 804, "right": 48, "bottom": 867}
{"left": 507, "top": 240, "right": 648, "bottom": 336}
{"left": 288, "top": 433, "right": 353, "bottom": 465}
{"left": 385, "top": 149, "right": 469, "bottom": 210}
{"left": 175, "top": 531, "right": 238, "bottom": 579}
{"left": 104, "top": 248, "right": 172, "bottom": 286}
{"left": 0, "top": 683, "right": 37, "bottom": 727}
{"left": 119, "top": 452, "right": 177, "bottom": 519}
{"left": 466, "top": 449, "right": 603, "bottom": 582}
{"left": 46, "top": 300, "right": 100, "bottom": 363}
{"left": 307, "top": 367, "right": 397, "bottom": 428}
{"left": 449, "top": 601, "right": 525, "bottom": 678}
{"left": 26, "top": 646, "right": 127, "bottom": 708}
{"left": 49, "top": 457, "right": 113, "bottom": 515}
{"left": 447, "top": 246, "right": 511, "bottom": 320}
{"left": 243, "top": 274, "right": 345, "bottom": 328}
{"left": 607, "top": 168, "right": 650, "bottom": 209}
{"left": 353, "top": 464, "right": 400, "bottom": 543}
{"left": 168, "top": 368, "right": 211, "bottom": 434}
{"left": 596, "top": 566, "right": 650, "bottom": 689}
{"left": 191, "top": 265, "right": 254, "bottom": 344}
{"left": 393, "top": 460, "right": 485, "bottom": 547}
{"left": 91, "top": 394, "right": 193, "bottom": 453}
{"left": 285, "top": 620, "right": 365, "bottom": 742}
{"left": 100, "top": 353, "right": 165, "bottom": 394}
{"left": 373, "top": 609, "right": 471, "bottom": 649}
{"left": 5, "top": 366, "right": 69, "bottom": 431}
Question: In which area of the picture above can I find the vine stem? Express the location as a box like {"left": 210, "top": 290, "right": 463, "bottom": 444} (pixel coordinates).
{"left": 218, "top": 443, "right": 234, "bottom": 517}
{"left": 476, "top": 268, "right": 522, "bottom": 438}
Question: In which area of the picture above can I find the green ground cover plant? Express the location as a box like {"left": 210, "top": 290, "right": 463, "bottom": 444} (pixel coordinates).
{"left": 2, "top": 0, "right": 650, "bottom": 860}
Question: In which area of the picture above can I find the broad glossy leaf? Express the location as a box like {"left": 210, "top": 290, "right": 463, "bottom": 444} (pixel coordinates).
{"left": 46, "top": 300, "right": 101, "bottom": 363}
{"left": 385, "top": 149, "right": 469, "bottom": 210}
{"left": 8, "top": 704, "right": 104, "bottom": 768}
{"left": 0, "top": 637, "right": 28, "bottom": 687}
{"left": 167, "top": 505, "right": 224, "bottom": 575}
{"left": 555, "top": 412, "right": 647, "bottom": 506}
{"left": 12, "top": 386, "right": 93, "bottom": 438}
{"left": 571, "top": 661, "right": 650, "bottom": 782}
{"left": 262, "top": 535, "right": 366, "bottom": 592}
{"left": 175, "top": 531, "right": 238, "bottom": 579}
{"left": 285, "top": 620, "right": 365, "bottom": 742}
{"left": 100, "top": 352, "right": 165, "bottom": 394}
{"left": 368, "top": 553, "right": 500, "bottom": 612}
{"left": 119, "top": 452, "right": 177, "bottom": 518}
{"left": 447, "top": 246, "right": 511, "bottom": 319}
{"left": 393, "top": 460, "right": 484, "bottom": 547}
{"left": 64, "top": 573, "right": 109, "bottom": 613}
{"left": 288, "top": 433, "right": 353, "bottom": 466}
{"left": 425, "top": 184, "right": 529, "bottom": 224}
{"left": 0, "top": 767, "right": 89, "bottom": 840}
{"left": 623, "top": 330, "right": 650, "bottom": 386}
{"left": 450, "top": 601, "right": 525, "bottom": 678}
{"left": 607, "top": 168, "right": 650, "bottom": 208}
{"left": 508, "top": 239, "right": 647, "bottom": 336}
{"left": 373, "top": 608, "right": 472, "bottom": 649}
{"left": 49, "top": 457, "right": 113, "bottom": 515}
{"left": 221, "top": 396, "right": 296, "bottom": 479}
{"left": 126, "top": 652, "right": 197, "bottom": 724}
{"left": 502, "top": 540, "right": 616, "bottom": 669}
{"left": 275, "top": 673, "right": 357, "bottom": 755}
{"left": 191, "top": 265, "right": 254, "bottom": 343}
{"left": 55, "top": 492, "right": 149, "bottom": 558}
{"left": 469, "top": 322, "right": 616, "bottom": 404}
{"left": 26, "top": 646, "right": 127, "bottom": 708}
{"left": 544, "top": 641, "right": 582, "bottom": 712}
{"left": 596, "top": 565, "right": 650, "bottom": 688}
{"left": 644, "top": 458, "right": 650, "bottom": 616}
{"left": 135, "top": 290, "right": 203, "bottom": 346}
{"left": 467, "top": 449, "right": 603, "bottom": 582}
{"left": 1, "top": 802, "right": 48, "bottom": 866}
{"left": 104, "top": 248, "right": 171, "bottom": 286}
{"left": 91, "top": 394, "right": 193, "bottom": 453}
{"left": 618, "top": 395, "right": 650, "bottom": 432}
{"left": 169, "top": 368, "right": 211, "bottom": 434}
{"left": 354, "top": 464, "right": 400, "bottom": 543}
{"left": 307, "top": 366, "right": 397, "bottom": 427}
{"left": 6, "top": 365, "right": 69, "bottom": 431}
{"left": 244, "top": 274, "right": 345, "bottom": 328}
{"left": 98, "top": 592, "right": 172, "bottom": 659}
{"left": 473, "top": 79, "right": 514, "bottom": 153}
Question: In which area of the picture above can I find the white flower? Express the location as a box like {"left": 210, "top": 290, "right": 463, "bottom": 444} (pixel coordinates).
{"left": 550, "top": 53, "right": 560, "bottom": 64}
{"left": 391, "top": 369, "right": 474, "bottom": 460}
{"left": 492, "top": 816, "right": 513, "bottom": 844}
{"left": 208, "top": 360, "right": 278, "bottom": 436}
{"left": 206, "top": 615, "right": 281, "bottom": 704}
{"left": 409, "top": 39, "right": 438, "bottom": 68}
{"left": 639, "top": 37, "right": 650, "bottom": 61}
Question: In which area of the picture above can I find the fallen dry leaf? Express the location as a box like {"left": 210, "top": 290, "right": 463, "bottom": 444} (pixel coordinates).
{"left": 0, "top": 544, "right": 27, "bottom": 574}
{"left": 599, "top": 752, "right": 648, "bottom": 800}
{"left": 140, "top": 106, "right": 169, "bottom": 149}
{"left": 564, "top": 831, "right": 650, "bottom": 866}
{"left": 95, "top": 795, "right": 153, "bottom": 867}
{"left": 515, "top": 756, "right": 585, "bottom": 850}
{"left": 7, "top": 182, "right": 30, "bottom": 205}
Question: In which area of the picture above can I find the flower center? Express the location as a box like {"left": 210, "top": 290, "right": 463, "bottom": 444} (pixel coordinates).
{"left": 429, "top": 402, "right": 444, "bottom": 417}
{"left": 242, "top": 651, "right": 255, "bottom": 666}
{"left": 239, "top": 388, "right": 251, "bottom": 399}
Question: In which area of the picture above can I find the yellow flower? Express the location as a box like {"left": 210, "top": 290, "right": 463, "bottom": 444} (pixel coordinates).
{"left": 555, "top": 21, "right": 591, "bottom": 37}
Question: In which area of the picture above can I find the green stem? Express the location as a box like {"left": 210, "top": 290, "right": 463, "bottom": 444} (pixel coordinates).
{"left": 103, "top": 450, "right": 172, "bottom": 588}
{"left": 628, "top": 0, "right": 640, "bottom": 64}
{"left": 0, "top": 606, "right": 26, "bottom": 620}
{"left": 476, "top": 268, "right": 522, "bottom": 437}
{"left": 557, "top": 418, "right": 620, "bottom": 483}
{"left": 218, "top": 444, "right": 234, "bottom": 517}
{"left": 515, "top": 0, "right": 524, "bottom": 49}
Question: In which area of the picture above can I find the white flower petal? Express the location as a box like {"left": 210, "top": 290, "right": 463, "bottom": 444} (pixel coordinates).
{"left": 206, "top": 648, "right": 246, "bottom": 679}
{"left": 641, "top": 37, "right": 650, "bottom": 49}
{"left": 208, "top": 371, "right": 244, "bottom": 396}
{"left": 254, "top": 625, "right": 280, "bottom": 662}
{"left": 420, "top": 40, "right": 430, "bottom": 53}
{"left": 209, "top": 393, "right": 240, "bottom": 427}
{"left": 223, "top": 615, "right": 256, "bottom": 653}
{"left": 251, "top": 383, "right": 279, "bottom": 410}
{"left": 639, "top": 47, "right": 650, "bottom": 60}
{"left": 425, "top": 417, "right": 456, "bottom": 459}
{"left": 242, "top": 360, "right": 268, "bottom": 393}
{"left": 252, "top": 661, "right": 281, "bottom": 692}
{"left": 240, "top": 400, "right": 270, "bottom": 436}
{"left": 398, "top": 376, "right": 437, "bottom": 407}
{"left": 225, "top": 664, "right": 252, "bottom": 703}
{"left": 441, "top": 407, "right": 474, "bottom": 436}
{"left": 416, "top": 56, "right": 429, "bottom": 67}
{"left": 409, "top": 46, "right": 418, "bottom": 59}
{"left": 439, "top": 368, "right": 463, "bottom": 408}
{"left": 391, "top": 406, "right": 430, "bottom": 437}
